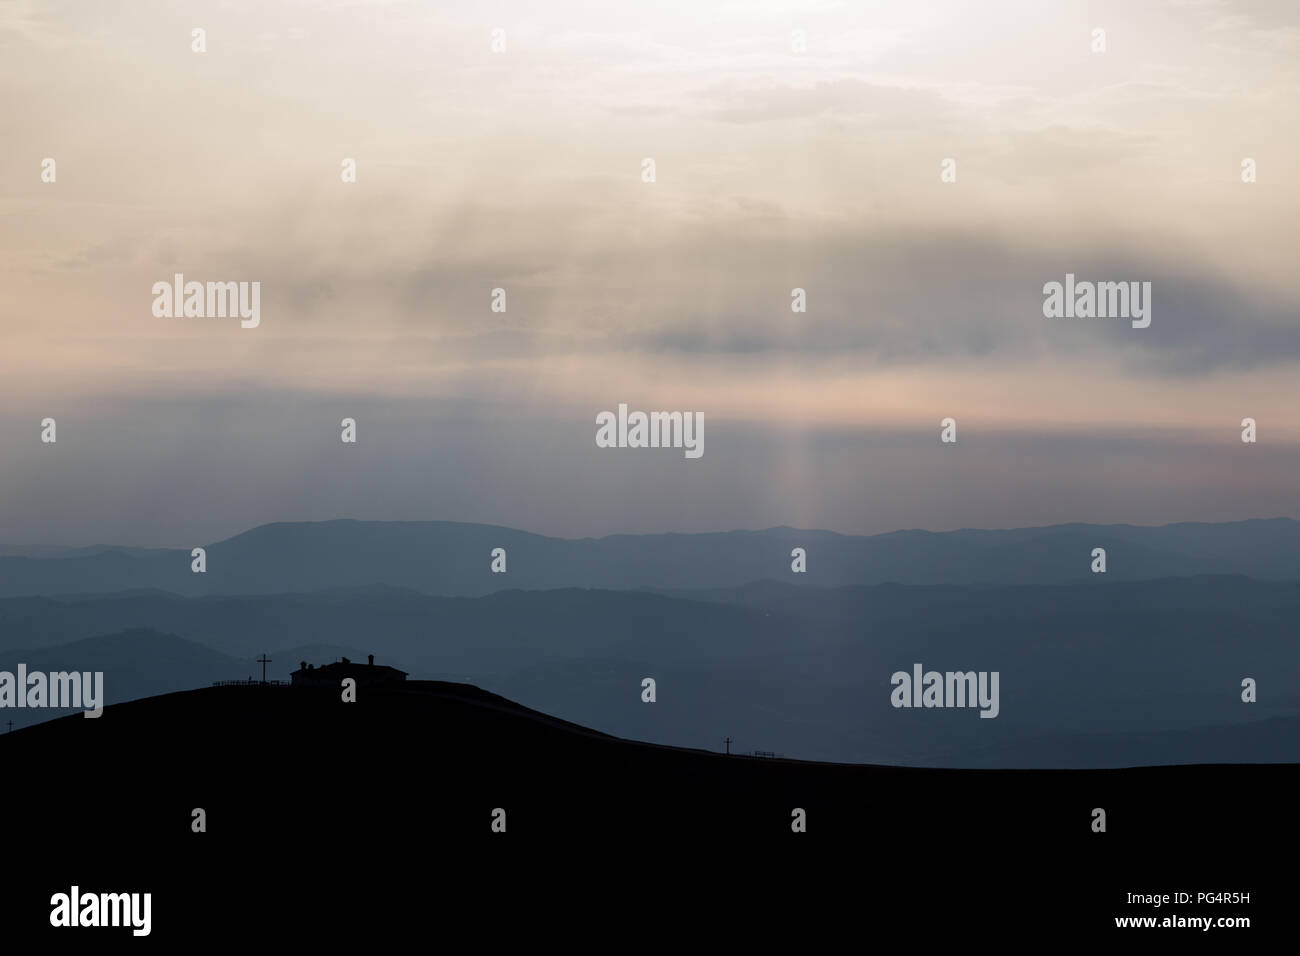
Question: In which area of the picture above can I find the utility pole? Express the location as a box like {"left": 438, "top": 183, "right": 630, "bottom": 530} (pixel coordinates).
{"left": 724, "top": 736, "right": 732, "bottom": 755}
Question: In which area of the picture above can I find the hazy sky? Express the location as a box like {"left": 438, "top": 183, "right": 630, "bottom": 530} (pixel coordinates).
{"left": 2, "top": 0, "right": 1298, "bottom": 545}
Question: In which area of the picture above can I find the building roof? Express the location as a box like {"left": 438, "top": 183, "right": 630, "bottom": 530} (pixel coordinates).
{"left": 291, "top": 656, "right": 407, "bottom": 679}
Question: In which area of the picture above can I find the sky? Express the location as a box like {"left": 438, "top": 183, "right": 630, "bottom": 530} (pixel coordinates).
{"left": 1, "top": 0, "right": 1298, "bottom": 546}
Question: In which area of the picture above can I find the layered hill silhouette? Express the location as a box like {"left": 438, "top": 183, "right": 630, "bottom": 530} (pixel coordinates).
{"left": 931, "top": 715, "right": 1300, "bottom": 768}
{"left": 3, "top": 680, "right": 1290, "bottom": 941}
{"left": 3, "top": 576, "right": 1297, "bottom": 766}
{"left": 4, "top": 517, "right": 1300, "bottom": 597}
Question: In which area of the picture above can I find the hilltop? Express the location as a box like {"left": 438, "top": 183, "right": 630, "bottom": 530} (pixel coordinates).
{"left": 1, "top": 680, "right": 1292, "bottom": 940}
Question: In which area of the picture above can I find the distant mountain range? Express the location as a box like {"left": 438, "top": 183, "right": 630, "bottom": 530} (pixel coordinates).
{"left": 2, "top": 517, "right": 1300, "bottom": 597}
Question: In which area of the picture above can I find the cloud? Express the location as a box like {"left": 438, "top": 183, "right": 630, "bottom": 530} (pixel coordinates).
{"left": 2, "top": 0, "right": 1298, "bottom": 460}
{"left": 695, "top": 78, "right": 957, "bottom": 126}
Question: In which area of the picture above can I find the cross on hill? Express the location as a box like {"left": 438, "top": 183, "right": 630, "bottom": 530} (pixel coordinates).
{"left": 257, "top": 654, "right": 272, "bottom": 684}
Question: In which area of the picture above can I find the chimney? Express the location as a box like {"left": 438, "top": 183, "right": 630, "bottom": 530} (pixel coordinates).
{"left": 368, "top": 654, "right": 374, "bottom": 667}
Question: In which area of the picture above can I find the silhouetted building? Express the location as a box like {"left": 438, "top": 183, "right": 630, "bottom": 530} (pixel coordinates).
{"left": 290, "top": 654, "right": 406, "bottom": 688}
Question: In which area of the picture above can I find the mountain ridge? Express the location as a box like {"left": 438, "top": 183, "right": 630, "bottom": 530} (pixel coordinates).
{"left": 2, "top": 516, "right": 1299, "bottom": 597}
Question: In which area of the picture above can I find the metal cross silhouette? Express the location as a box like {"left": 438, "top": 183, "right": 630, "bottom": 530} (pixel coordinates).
{"left": 256, "top": 653, "right": 272, "bottom": 684}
